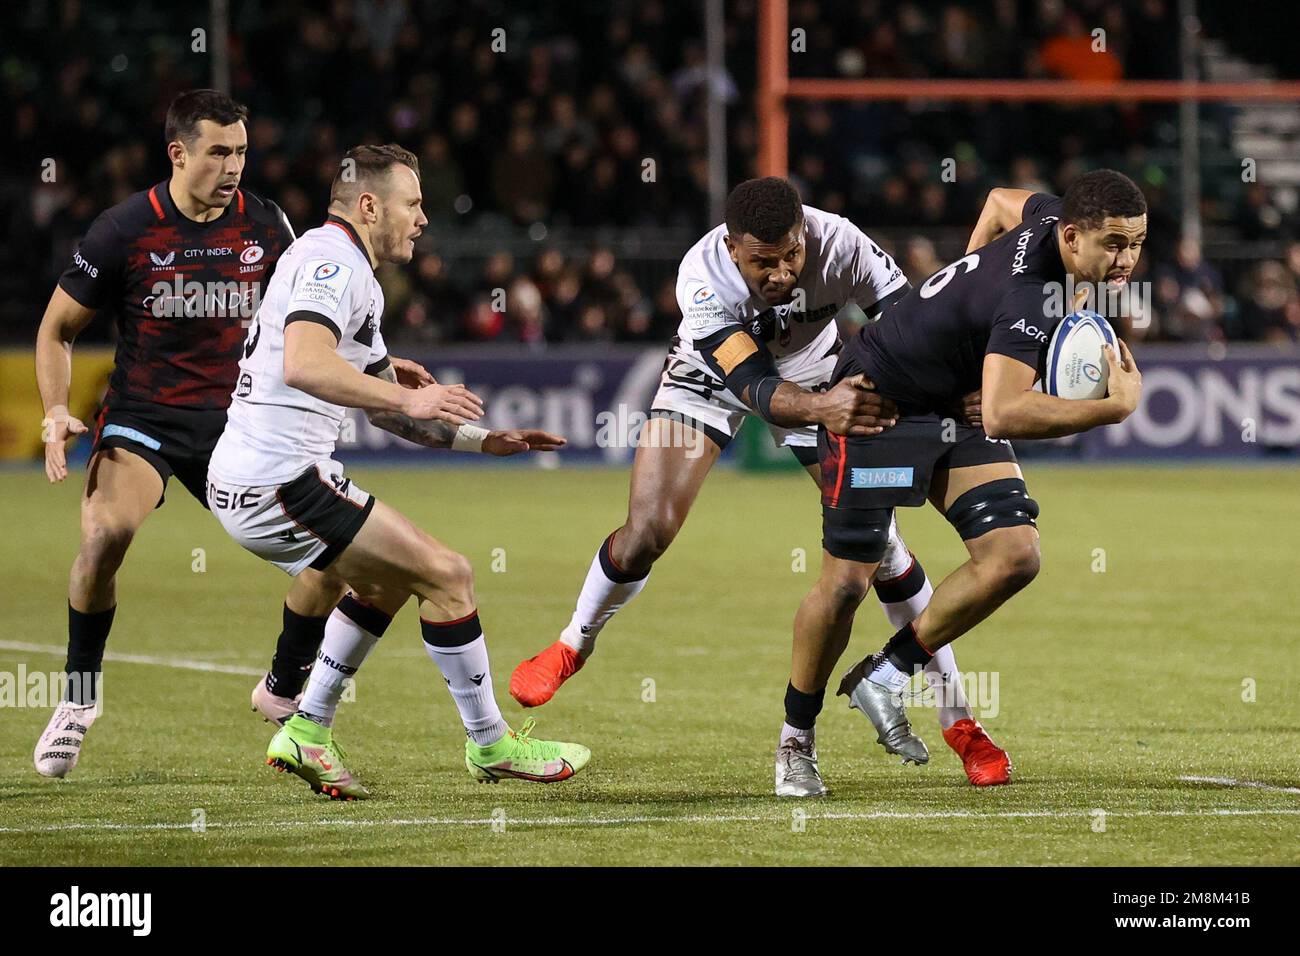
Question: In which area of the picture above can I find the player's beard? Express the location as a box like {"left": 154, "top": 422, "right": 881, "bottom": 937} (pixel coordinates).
{"left": 379, "top": 232, "right": 410, "bottom": 264}
{"left": 387, "top": 231, "right": 414, "bottom": 264}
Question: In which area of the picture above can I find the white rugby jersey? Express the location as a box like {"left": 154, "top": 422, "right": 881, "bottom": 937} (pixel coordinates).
{"left": 673, "top": 205, "right": 908, "bottom": 378}
{"left": 209, "top": 217, "right": 387, "bottom": 485}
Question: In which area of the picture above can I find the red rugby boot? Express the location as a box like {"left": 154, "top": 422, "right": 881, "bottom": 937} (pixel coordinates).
{"left": 510, "top": 641, "right": 584, "bottom": 707}
{"left": 942, "top": 718, "right": 1012, "bottom": 787}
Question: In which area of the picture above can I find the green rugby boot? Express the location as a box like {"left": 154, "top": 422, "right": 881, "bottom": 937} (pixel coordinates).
{"left": 465, "top": 718, "right": 590, "bottom": 784}
{"left": 266, "top": 715, "right": 369, "bottom": 800}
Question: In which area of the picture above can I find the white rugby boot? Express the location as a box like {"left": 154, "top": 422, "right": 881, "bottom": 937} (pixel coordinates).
{"left": 34, "top": 701, "right": 99, "bottom": 778}
{"left": 251, "top": 674, "right": 301, "bottom": 726}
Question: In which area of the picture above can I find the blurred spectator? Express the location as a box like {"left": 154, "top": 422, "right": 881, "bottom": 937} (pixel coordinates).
{"left": 2, "top": 0, "right": 1294, "bottom": 345}
{"left": 1238, "top": 261, "right": 1300, "bottom": 343}
{"left": 491, "top": 125, "right": 555, "bottom": 225}
{"left": 1236, "top": 185, "right": 1291, "bottom": 243}
{"left": 1037, "top": 10, "right": 1123, "bottom": 82}
{"left": 506, "top": 276, "right": 548, "bottom": 347}
{"left": 902, "top": 236, "right": 944, "bottom": 284}
{"left": 1152, "top": 237, "right": 1226, "bottom": 341}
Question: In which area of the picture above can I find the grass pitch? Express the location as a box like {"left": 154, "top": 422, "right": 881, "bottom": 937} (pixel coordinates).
{"left": 1, "top": 463, "right": 1297, "bottom": 866}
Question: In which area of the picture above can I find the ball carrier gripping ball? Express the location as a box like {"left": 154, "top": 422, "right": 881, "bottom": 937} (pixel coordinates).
{"left": 804, "top": 172, "right": 1145, "bottom": 778}
{"left": 508, "top": 177, "right": 1011, "bottom": 792}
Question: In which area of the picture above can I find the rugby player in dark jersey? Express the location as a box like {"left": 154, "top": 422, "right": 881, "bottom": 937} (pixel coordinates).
{"left": 786, "top": 170, "right": 1146, "bottom": 769}
{"left": 32, "top": 90, "right": 435, "bottom": 777}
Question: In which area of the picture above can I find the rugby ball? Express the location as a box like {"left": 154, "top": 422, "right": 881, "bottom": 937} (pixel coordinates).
{"left": 1044, "top": 310, "right": 1119, "bottom": 400}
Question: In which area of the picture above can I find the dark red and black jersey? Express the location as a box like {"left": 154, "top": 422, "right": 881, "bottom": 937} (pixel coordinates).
{"left": 842, "top": 193, "right": 1067, "bottom": 415}
{"left": 58, "top": 182, "right": 294, "bottom": 410}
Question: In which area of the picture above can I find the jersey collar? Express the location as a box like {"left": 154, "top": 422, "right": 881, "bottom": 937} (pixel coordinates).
{"left": 152, "top": 180, "right": 241, "bottom": 227}
{"left": 324, "top": 215, "right": 370, "bottom": 258}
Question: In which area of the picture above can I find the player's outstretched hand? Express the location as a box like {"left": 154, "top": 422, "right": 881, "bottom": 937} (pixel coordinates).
{"left": 389, "top": 355, "right": 437, "bottom": 388}
{"left": 823, "top": 374, "right": 899, "bottom": 436}
{"left": 400, "top": 382, "right": 485, "bottom": 425}
{"left": 482, "top": 429, "right": 567, "bottom": 456}
{"left": 1104, "top": 340, "right": 1142, "bottom": 420}
{"left": 42, "top": 407, "right": 87, "bottom": 483}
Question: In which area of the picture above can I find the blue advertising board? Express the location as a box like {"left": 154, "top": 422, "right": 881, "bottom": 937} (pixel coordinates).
{"left": 336, "top": 345, "right": 1300, "bottom": 464}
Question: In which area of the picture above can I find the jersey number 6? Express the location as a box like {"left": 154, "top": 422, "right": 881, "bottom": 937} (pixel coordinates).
{"left": 919, "top": 253, "right": 980, "bottom": 299}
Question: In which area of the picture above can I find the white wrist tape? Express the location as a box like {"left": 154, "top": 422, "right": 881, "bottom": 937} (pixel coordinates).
{"left": 452, "top": 423, "right": 489, "bottom": 453}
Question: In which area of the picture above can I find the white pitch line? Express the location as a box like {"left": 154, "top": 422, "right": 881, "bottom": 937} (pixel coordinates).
{"left": 1179, "top": 775, "right": 1300, "bottom": 795}
{"left": 0, "top": 640, "right": 262, "bottom": 677}
{"left": 3, "top": 807, "right": 1300, "bottom": 836}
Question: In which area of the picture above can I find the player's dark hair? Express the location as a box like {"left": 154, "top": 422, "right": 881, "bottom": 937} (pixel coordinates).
{"left": 329, "top": 144, "right": 421, "bottom": 206}
{"left": 1062, "top": 169, "right": 1147, "bottom": 231}
{"left": 725, "top": 177, "right": 804, "bottom": 243}
{"left": 164, "top": 89, "right": 248, "bottom": 145}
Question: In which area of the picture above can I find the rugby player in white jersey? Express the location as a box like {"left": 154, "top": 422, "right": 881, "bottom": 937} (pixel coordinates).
{"left": 510, "top": 178, "right": 1011, "bottom": 794}
{"left": 207, "top": 145, "right": 590, "bottom": 799}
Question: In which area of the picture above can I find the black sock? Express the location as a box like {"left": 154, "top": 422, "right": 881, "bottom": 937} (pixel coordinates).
{"left": 598, "top": 531, "right": 650, "bottom": 583}
{"left": 883, "top": 622, "right": 933, "bottom": 672}
{"left": 266, "top": 604, "right": 327, "bottom": 697}
{"left": 66, "top": 603, "right": 115, "bottom": 705}
{"left": 783, "top": 682, "right": 825, "bottom": 731}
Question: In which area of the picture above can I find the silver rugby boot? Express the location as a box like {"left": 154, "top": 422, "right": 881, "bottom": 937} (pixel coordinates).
{"left": 775, "top": 735, "right": 829, "bottom": 797}
{"left": 837, "top": 656, "right": 930, "bottom": 765}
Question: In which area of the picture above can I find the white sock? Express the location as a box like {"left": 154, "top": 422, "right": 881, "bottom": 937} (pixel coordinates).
{"left": 421, "top": 613, "right": 509, "bottom": 746}
{"left": 779, "top": 721, "right": 814, "bottom": 748}
{"left": 558, "top": 532, "right": 650, "bottom": 658}
{"left": 924, "top": 644, "right": 972, "bottom": 730}
{"left": 298, "top": 597, "right": 390, "bottom": 727}
{"left": 867, "top": 656, "right": 914, "bottom": 691}
{"left": 878, "top": 575, "right": 933, "bottom": 630}
{"left": 875, "top": 558, "right": 971, "bottom": 728}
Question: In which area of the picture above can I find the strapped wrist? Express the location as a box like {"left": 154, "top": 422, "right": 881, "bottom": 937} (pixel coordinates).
{"left": 453, "top": 423, "right": 489, "bottom": 452}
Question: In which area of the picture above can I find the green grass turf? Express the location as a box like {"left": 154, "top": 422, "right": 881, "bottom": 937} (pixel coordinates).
{"left": 1, "top": 463, "right": 1298, "bottom": 866}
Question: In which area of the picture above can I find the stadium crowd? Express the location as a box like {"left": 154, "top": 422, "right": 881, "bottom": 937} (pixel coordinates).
{"left": 3, "top": 0, "right": 1298, "bottom": 346}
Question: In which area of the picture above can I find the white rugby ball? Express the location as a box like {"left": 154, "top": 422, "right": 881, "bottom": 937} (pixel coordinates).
{"left": 1044, "top": 310, "right": 1119, "bottom": 400}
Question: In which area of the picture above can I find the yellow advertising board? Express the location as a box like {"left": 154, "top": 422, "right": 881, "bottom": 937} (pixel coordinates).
{"left": 0, "top": 348, "right": 116, "bottom": 461}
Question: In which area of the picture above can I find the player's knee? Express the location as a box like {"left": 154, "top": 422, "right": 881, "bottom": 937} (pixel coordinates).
{"left": 986, "top": 530, "right": 1041, "bottom": 594}
{"left": 78, "top": 517, "right": 136, "bottom": 572}
{"left": 621, "top": 513, "right": 680, "bottom": 566}
{"left": 824, "top": 572, "right": 870, "bottom": 618}
{"left": 425, "top": 549, "right": 475, "bottom": 603}
{"left": 1003, "top": 534, "right": 1042, "bottom": 590}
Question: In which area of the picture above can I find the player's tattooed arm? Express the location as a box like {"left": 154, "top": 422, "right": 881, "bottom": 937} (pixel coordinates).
{"left": 364, "top": 363, "right": 565, "bottom": 455}
{"left": 966, "top": 188, "right": 1036, "bottom": 253}
{"left": 364, "top": 364, "right": 459, "bottom": 448}
{"left": 695, "top": 327, "right": 898, "bottom": 435}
